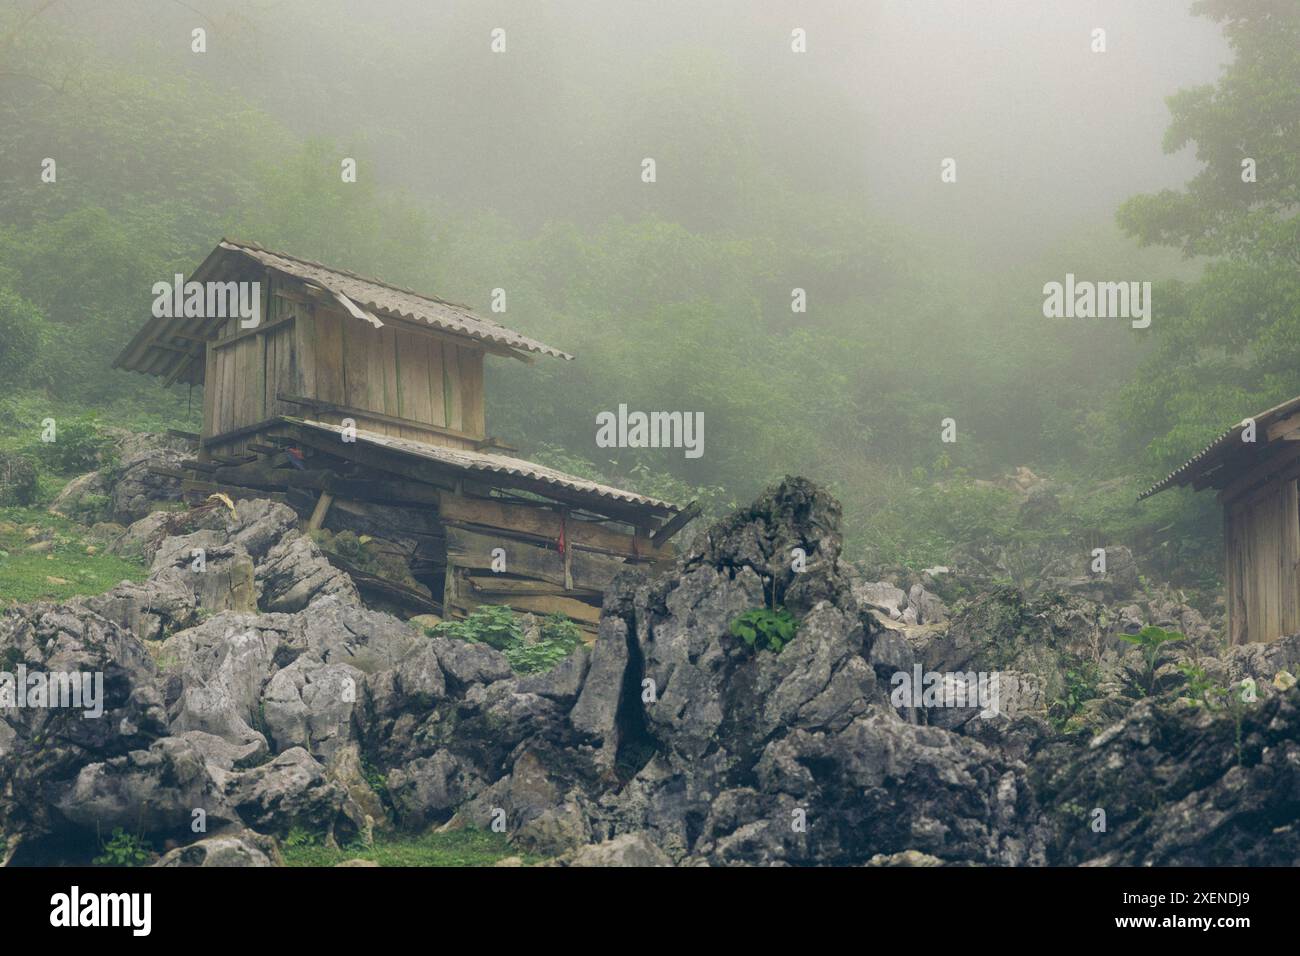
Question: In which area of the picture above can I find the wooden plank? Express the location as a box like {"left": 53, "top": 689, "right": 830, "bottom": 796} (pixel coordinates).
{"left": 648, "top": 500, "right": 700, "bottom": 547}
{"left": 236, "top": 335, "right": 264, "bottom": 428}
{"left": 201, "top": 345, "right": 217, "bottom": 440}
{"left": 1260, "top": 487, "right": 1278, "bottom": 643}
{"left": 436, "top": 492, "right": 666, "bottom": 559}
{"left": 209, "top": 313, "right": 295, "bottom": 351}
{"left": 443, "top": 341, "right": 462, "bottom": 431}
{"left": 308, "top": 491, "right": 334, "bottom": 531}
{"left": 1283, "top": 479, "right": 1300, "bottom": 638}
{"left": 228, "top": 333, "right": 245, "bottom": 430}
{"left": 314, "top": 307, "right": 346, "bottom": 404}
{"left": 277, "top": 395, "right": 485, "bottom": 445}
{"left": 1265, "top": 411, "right": 1300, "bottom": 442}
{"left": 147, "top": 465, "right": 191, "bottom": 480}
{"left": 466, "top": 575, "right": 601, "bottom": 599}
{"left": 362, "top": 322, "right": 388, "bottom": 420}
{"left": 1224, "top": 507, "right": 1239, "bottom": 645}
{"left": 274, "top": 323, "right": 293, "bottom": 418}
{"left": 380, "top": 326, "right": 400, "bottom": 427}
{"left": 1231, "top": 502, "right": 1249, "bottom": 644}
{"left": 443, "top": 559, "right": 458, "bottom": 617}
{"left": 1246, "top": 501, "right": 1258, "bottom": 644}
{"left": 219, "top": 318, "right": 237, "bottom": 436}
{"left": 286, "top": 427, "right": 461, "bottom": 490}
{"left": 201, "top": 417, "right": 283, "bottom": 450}
{"left": 500, "top": 593, "right": 601, "bottom": 625}
{"left": 263, "top": 320, "right": 277, "bottom": 419}
{"left": 292, "top": 303, "right": 316, "bottom": 399}
{"left": 342, "top": 319, "right": 370, "bottom": 413}
{"left": 444, "top": 526, "right": 630, "bottom": 592}
{"left": 261, "top": 325, "right": 289, "bottom": 418}
{"left": 459, "top": 347, "right": 485, "bottom": 438}
{"left": 396, "top": 329, "right": 432, "bottom": 426}
{"left": 181, "top": 478, "right": 289, "bottom": 505}
{"left": 427, "top": 338, "right": 447, "bottom": 428}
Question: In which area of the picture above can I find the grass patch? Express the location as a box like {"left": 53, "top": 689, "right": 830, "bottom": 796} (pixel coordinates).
{"left": 0, "top": 506, "right": 144, "bottom": 607}
{"left": 280, "top": 828, "right": 533, "bottom": 867}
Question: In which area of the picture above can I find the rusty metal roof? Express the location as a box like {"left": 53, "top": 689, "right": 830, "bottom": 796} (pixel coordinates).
{"left": 114, "top": 239, "right": 572, "bottom": 385}
{"left": 1139, "top": 393, "right": 1300, "bottom": 500}
{"left": 286, "top": 417, "right": 680, "bottom": 517}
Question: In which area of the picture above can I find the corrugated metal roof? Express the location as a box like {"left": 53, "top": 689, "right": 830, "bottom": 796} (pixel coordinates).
{"left": 218, "top": 240, "right": 572, "bottom": 360}
{"left": 287, "top": 417, "right": 680, "bottom": 516}
{"left": 1139, "top": 393, "right": 1300, "bottom": 500}
{"left": 114, "top": 239, "right": 572, "bottom": 384}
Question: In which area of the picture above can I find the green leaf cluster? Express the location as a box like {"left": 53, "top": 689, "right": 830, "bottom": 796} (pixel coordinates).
{"left": 729, "top": 607, "right": 798, "bottom": 654}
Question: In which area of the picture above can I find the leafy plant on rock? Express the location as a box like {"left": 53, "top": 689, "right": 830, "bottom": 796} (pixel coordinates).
{"left": 1120, "top": 625, "right": 1185, "bottom": 698}
{"left": 92, "top": 827, "right": 152, "bottom": 867}
{"left": 729, "top": 607, "right": 798, "bottom": 654}
{"left": 432, "top": 605, "right": 521, "bottom": 650}
{"left": 433, "top": 606, "right": 584, "bottom": 674}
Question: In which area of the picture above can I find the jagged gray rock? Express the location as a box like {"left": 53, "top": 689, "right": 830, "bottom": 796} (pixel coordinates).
{"left": 4, "top": 477, "right": 1295, "bottom": 868}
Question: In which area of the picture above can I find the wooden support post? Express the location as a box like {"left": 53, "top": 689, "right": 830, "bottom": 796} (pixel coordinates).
{"left": 649, "top": 500, "right": 701, "bottom": 548}
{"left": 443, "top": 560, "right": 458, "bottom": 616}
{"left": 308, "top": 491, "right": 334, "bottom": 531}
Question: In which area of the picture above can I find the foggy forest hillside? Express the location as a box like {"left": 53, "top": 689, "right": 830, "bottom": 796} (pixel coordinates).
{"left": 1, "top": 0, "right": 1295, "bottom": 582}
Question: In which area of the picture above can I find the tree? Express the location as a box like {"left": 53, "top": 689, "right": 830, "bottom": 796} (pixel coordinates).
{"left": 1114, "top": 0, "right": 1300, "bottom": 473}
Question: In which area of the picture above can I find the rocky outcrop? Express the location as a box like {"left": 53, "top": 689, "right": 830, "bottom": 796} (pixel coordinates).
{"left": 105, "top": 431, "right": 192, "bottom": 524}
{"left": 1033, "top": 691, "right": 1300, "bottom": 865}
{"left": 155, "top": 829, "right": 282, "bottom": 867}
{"left": 3, "top": 474, "right": 1296, "bottom": 867}
{"left": 0, "top": 602, "right": 170, "bottom": 864}
{"left": 556, "top": 478, "right": 1051, "bottom": 865}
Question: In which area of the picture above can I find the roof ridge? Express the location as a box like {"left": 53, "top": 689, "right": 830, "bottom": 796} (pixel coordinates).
{"left": 219, "top": 236, "right": 497, "bottom": 325}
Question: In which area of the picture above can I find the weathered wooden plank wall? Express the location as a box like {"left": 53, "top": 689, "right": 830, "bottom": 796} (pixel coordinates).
{"left": 1226, "top": 477, "right": 1300, "bottom": 644}
{"left": 202, "top": 278, "right": 489, "bottom": 454}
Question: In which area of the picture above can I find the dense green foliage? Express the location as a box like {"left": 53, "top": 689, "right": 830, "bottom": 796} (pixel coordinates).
{"left": 431, "top": 605, "right": 586, "bottom": 674}
{"left": 1114, "top": 0, "right": 1300, "bottom": 473}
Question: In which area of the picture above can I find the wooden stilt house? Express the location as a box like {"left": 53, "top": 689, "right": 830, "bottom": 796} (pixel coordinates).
{"left": 114, "top": 239, "right": 693, "bottom": 633}
{"left": 1140, "top": 394, "right": 1300, "bottom": 645}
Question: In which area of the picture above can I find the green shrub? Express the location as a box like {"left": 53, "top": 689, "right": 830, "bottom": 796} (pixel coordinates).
{"left": 92, "top": 827, "right": 152, "bottom": 867}
{"left": 1048, "top": 661, "right": 1102, "bottom": 730}
{"left": 506, "top": 614, "right": 586, "bottom": 674}
{"left": 284, "top": 826, "right": 321, "bottom": 848}
{"left": 0, "top": 452, "right": 39, "bottom": 506}
{"left": 0, "top": 287, "right": 44, "bottom": 386}
{"left": 433, "top": 605, "right": 522, "bottom": 650}
{"left": 28, "top": 416, "right": 112, "bottom": 474}
{"left": 433, "top": 606, "right": 584, "bottom": 674}
{"left": 729, "top": 607, "right": 798, "bottom": 653}
{"left": 68, "top": 491, "right": 112, "bottom": 525}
